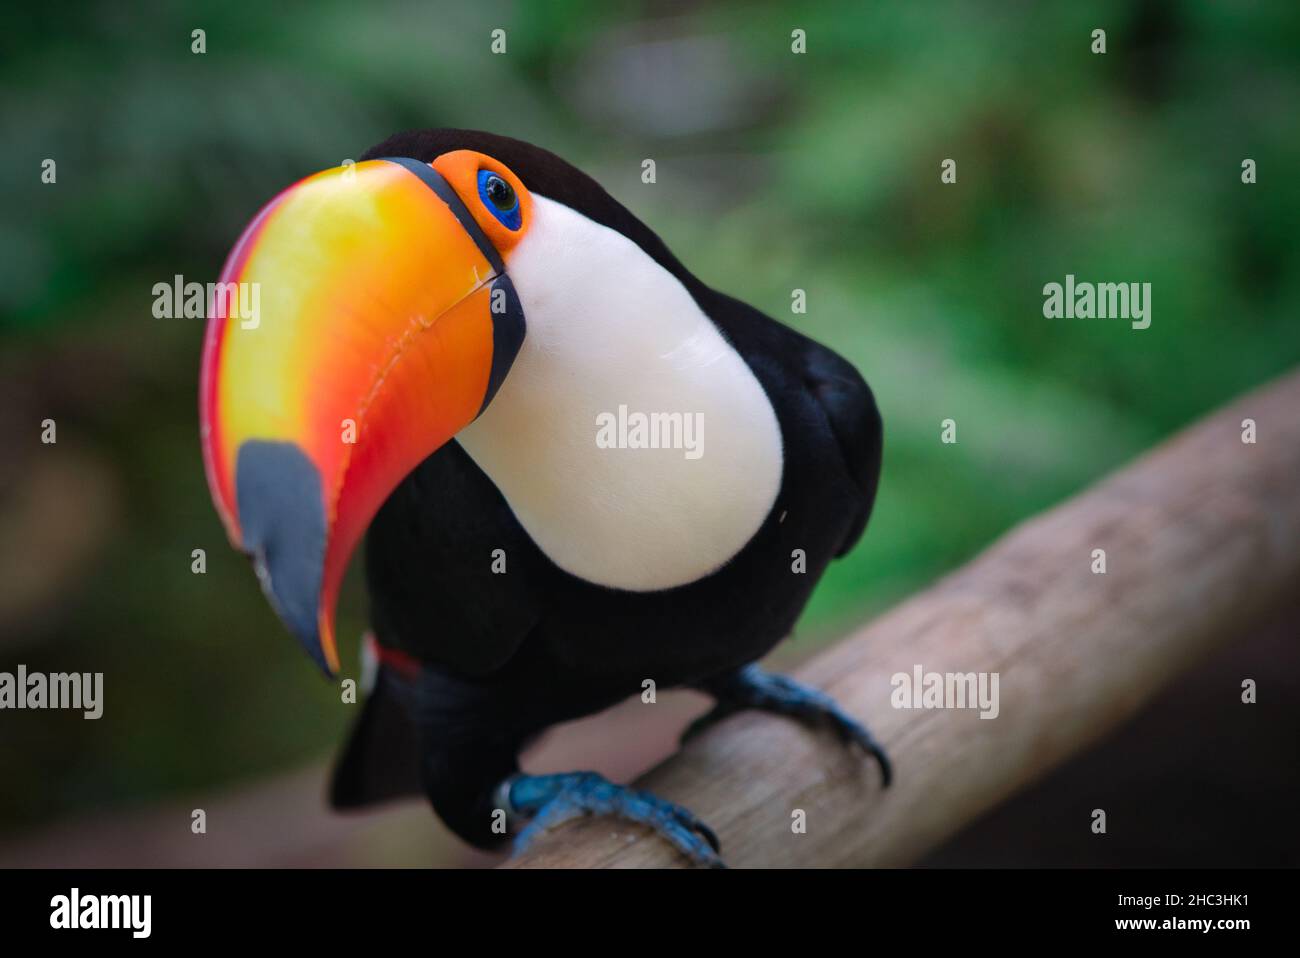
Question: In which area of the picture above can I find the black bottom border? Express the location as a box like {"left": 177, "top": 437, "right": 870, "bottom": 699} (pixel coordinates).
{"left": 1, "top": 866, "right": 1285, "bottom": 943}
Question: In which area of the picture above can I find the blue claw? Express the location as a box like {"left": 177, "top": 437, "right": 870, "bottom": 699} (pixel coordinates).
{"left": 507, "top": 772, "right": 724, "bottom": 868}
{"left": 686, "top": 665, "right": 893, "bottom": 788}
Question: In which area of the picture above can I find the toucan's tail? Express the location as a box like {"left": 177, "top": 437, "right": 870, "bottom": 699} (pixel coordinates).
{"left": 329, "top": 636, "right": 424, "bottom": 809}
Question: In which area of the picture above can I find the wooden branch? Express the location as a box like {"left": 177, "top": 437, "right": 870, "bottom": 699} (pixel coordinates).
{"left": 507, "top": 369, "right": 1300, "bottom": 868}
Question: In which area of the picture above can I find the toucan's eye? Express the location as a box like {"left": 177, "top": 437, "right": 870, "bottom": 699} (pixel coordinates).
{"left": 477, "top": 170, "right": 521, "bottom": 230}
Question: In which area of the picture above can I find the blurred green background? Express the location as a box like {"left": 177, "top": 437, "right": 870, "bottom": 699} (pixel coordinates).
{"left": 1, "top": 0, "right": 1297, "bottom": 864}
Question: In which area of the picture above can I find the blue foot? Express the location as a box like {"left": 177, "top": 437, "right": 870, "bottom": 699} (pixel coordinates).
{"left": 505, "top": 772, "right": 724, "bottom": 868}
{"left": 686, "top": 664, "right": 893, "bottom": 787}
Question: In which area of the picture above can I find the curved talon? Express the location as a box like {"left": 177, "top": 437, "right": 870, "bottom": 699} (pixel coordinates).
{"left": 832, "top": 716, "right": 893, "bottom": 787}
{"left": 507, "top": 771, "right": 725, "bottom": 868}
{"left": 637, "top": 789, "right": 721, "bottom": 854}
{"left": 691, "top": 817, "right": 722, "bottom": 854}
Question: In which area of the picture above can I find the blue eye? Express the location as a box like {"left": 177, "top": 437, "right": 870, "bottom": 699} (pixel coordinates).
{"left": 477, "top": 170, "right": 521, "bottom": 230}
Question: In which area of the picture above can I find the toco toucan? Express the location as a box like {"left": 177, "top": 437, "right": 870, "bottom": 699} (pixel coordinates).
{"left": 200, "top": 129, "right": 888, "bottom": 867}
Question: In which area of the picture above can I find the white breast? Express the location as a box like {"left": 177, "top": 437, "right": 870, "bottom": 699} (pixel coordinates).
{"left": 456, "top": 195, "right": 783, "bottom": 592}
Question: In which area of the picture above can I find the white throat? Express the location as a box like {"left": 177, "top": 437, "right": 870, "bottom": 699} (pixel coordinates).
{"left": 456, "top": 195, "right": 783, "bottom": 592}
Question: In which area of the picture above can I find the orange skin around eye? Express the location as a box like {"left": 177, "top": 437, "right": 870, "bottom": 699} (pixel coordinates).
{"left": 430, "top": 150, "right": 533, "bottom": 255}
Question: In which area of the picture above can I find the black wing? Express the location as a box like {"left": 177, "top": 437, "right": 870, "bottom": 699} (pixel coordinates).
{"left": 800, "top": 339, "right": 884, "bottom": 557}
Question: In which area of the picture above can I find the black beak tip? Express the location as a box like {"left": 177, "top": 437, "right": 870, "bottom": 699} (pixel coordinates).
{"left": 274, "top": 587, "right": 333, "bottom": 678}
{"left": 234, "top": 439, "right": 332, "bottom": 676}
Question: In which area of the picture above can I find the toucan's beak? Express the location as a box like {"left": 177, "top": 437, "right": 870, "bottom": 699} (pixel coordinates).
{"left": 200, "top": 158, "right": 524, "bottom": 675}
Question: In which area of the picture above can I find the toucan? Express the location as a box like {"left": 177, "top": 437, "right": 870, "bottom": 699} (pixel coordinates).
{"left": 200, "top": 129, "right": 888, "bottom": 867}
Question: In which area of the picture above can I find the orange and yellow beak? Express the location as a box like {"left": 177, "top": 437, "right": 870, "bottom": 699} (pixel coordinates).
{"left": 199, "top": 154, "right": 528, "bottom": 675}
